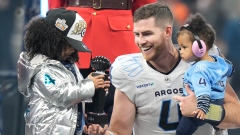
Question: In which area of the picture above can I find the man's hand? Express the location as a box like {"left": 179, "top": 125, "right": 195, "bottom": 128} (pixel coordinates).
{"left": 173, "top": 84, "right": 197, "bottom": 117}
{"left": 83, "top": 124, "right": 108, "bottom": 135}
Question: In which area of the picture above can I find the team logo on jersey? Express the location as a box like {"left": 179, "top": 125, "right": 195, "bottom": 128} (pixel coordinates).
{"left": 164, "top": 76, "right": 171, "bottom": 83}
{"left": 136, "top": 82, "right": 155, "bottom": 90}
{"left": 194, "top": 63, "right": 206, "bottom": 72}
{"left": 119, "top": 55, "right": 143, "bottom": 77}
{"left": 137, "top": 107, "right": 156, "bottom": 114}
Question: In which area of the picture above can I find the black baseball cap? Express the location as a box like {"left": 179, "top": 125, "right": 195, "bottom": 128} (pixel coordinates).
{"left": 44, "top": 8, "right": 91, "bottom": 52}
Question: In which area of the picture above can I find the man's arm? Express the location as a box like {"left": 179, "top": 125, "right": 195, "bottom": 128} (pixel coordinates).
{"left": 108, "top": 89, "right": 136, "bottom": 135}
{"left": 217, "top": 81, "right": 240, "bottom": 129}
{"left": 174, "top": 82, "right": 240, "bottom": 129}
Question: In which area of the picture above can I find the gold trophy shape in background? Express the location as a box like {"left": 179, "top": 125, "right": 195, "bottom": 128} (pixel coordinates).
{"left": 86, "top": 56, "right": 111, "bottom": 127}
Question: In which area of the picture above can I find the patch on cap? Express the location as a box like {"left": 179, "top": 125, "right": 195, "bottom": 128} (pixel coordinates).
{"left": 67, "top": 14, "right": 86, "bottom": 42}
{"left": 71, "top": 20, "right": 86, "bottom": 35}
{"left": 55, "top": 18, "right": 68, "bottom": 31}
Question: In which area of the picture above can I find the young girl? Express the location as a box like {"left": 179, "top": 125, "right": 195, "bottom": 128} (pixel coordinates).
{"left": 17, "top": 8, "right": 110, "bottom": 135}
{"left": 176, "top": 13, "right": 234, "bottom": 135}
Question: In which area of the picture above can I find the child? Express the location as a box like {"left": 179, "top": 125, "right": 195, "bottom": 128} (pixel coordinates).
{"left": 176, "top": 13, "right": 234, "bottom": 135}
{"left": 17, "top": 8, "right": 110, "bottom": 135}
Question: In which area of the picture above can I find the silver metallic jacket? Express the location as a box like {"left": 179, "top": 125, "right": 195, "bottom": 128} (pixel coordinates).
{"left": 18, "top": 52, "right": 95, "bottom": 135}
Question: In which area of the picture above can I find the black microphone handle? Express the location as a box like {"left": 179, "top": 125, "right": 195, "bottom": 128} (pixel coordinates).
{"left": 91, "top": 72, "right": 108, "bottom": 113}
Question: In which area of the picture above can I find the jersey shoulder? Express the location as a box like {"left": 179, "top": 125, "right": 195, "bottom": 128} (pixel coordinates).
{"left": 209, "top": 44, "right": 221, "bottom": 55}
{"left": 111, "top": 53, "right": 147, "bottom": 81}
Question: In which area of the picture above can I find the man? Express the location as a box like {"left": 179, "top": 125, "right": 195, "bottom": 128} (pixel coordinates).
{"left": 83, "top": 2, "right": 240, "bottom": 135}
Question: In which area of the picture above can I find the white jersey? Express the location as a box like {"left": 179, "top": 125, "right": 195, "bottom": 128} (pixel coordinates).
{"left": 110, "top": 53, "right": 218, "bottom": 135}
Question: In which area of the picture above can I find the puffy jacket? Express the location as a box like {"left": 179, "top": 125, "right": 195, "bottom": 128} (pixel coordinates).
{"left": 17, "top": 52, "right": 95, "bottom": 135}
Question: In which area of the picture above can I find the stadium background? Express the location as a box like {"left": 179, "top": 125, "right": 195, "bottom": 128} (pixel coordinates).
{"left": 0, "top": 0, "right": 239, "bottom": 134}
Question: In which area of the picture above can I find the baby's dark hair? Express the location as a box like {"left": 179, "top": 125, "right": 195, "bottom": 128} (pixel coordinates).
{"left": 177, "top": 13, "right": 216, "bottom": 49}
{"left": 24, "top": 16, "right": 79, "bottom": 63}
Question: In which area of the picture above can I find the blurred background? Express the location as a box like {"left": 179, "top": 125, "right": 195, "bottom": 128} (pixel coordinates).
{"left": 0, "top": 0, "right": 239, "bottom": 134}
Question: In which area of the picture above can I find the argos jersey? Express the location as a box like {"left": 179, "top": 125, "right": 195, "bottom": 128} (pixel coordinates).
{"left": 110, "top": 53, "right": 215, "bottom": 135}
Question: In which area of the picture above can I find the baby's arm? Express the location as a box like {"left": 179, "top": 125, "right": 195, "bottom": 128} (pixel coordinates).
{"left": 192, "top": 94, "right": 210, "bottom": 120}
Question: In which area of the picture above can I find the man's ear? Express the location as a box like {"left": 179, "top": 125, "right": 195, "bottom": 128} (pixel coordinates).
{"left": 165, "top": 25, "right": 172, "bottom": 39}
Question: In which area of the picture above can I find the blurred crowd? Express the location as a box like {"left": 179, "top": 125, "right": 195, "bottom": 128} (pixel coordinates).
{"left": 0, "top": 0, "right": 239, "bottom": 135}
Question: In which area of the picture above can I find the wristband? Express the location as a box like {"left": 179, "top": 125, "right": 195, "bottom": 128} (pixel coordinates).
{"left": 108, "top": 131, "right": 114, "bottom": 135}
{"left": 205, "top": 103, "right": 224, "bottom": 121}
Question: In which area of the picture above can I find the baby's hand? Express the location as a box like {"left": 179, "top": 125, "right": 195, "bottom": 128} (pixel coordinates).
{"left": 191, "top": 109, "right": 206, "bottom": 120}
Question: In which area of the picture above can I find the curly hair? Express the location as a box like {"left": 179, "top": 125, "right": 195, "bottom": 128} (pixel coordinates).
{"left": 176, "top": 13, "right": 216, "bottom": 49}
{"left": 24, "top": 16, "right": 79, "bottom": 63}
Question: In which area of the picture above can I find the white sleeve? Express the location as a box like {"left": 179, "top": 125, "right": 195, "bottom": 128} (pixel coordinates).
{"left": 110, "top": 56, "right": 141, "bottom": 103}
{"left": 208, "top": 44, "right": 221, "bottom": 56}
{"left": 209, "top": 45, "right": 234, "bottom": 77}
{"left": 110, "top": 61, "right": 136, "bottom": 103}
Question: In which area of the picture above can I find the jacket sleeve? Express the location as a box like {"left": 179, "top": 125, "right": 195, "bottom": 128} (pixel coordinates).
{"left": 48, "top": 0, "right": 67, "bottom": 9}
{"left": 33, "top": 64, "right": 95, "bottom": 107}
{"left": 132, "top": 0, "right": 156, "bottom": 13}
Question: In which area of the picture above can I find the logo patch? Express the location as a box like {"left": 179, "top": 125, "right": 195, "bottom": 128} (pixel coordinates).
{"left": 55, "top": 18, "right": 68, "bottom": 31}
{"left": 44, "top": 74, "right": 55, "bottom": 85}
{"left": 136, "top": 82, "right": 155, "bottom": 90}
{"left": 25, "top": 105, "right": 30, "bottom": 116}
{"left": 71, "top": 20, "right": 86, "bottom": 37}
{"left": 164, "top": 76, "right": 171, "bottom": 83}
{"left": 194, "top": 63, "right": 207, "bottom": 72}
